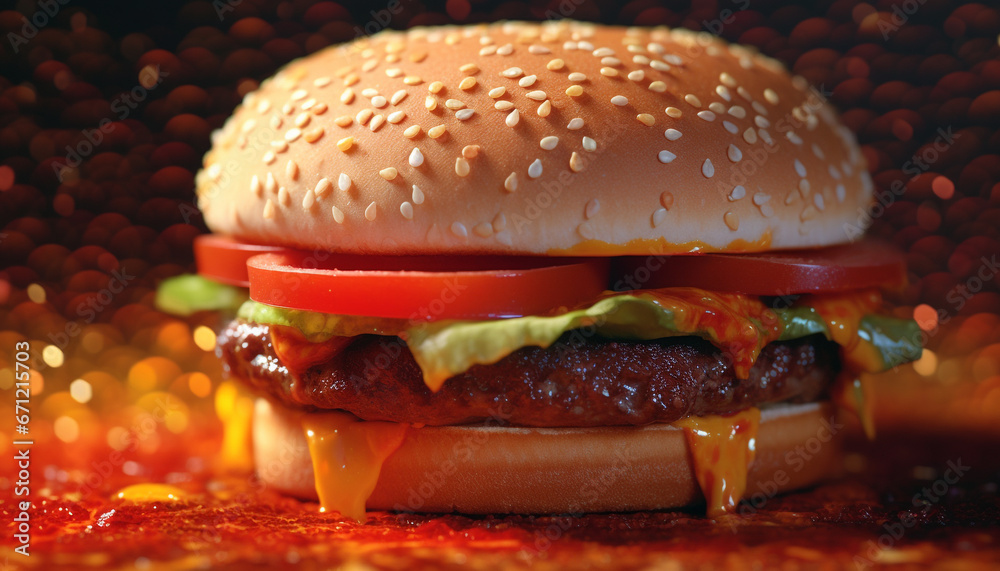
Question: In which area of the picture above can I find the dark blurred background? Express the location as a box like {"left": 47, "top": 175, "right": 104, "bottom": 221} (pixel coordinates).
{"left": 1, "top": 0, "right": 999, "bottom": 494}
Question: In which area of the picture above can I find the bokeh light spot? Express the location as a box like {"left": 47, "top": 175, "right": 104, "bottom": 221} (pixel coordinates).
{"left": 188, "top": 372, "right": 212, "bottom": 398}
{"left": 193, "top": 326, "right": 216, "bottom": 352}
{"left": 70, "top": 379, "right": 93, "bottom": 403}
{"left": 913, "top": 304, "right": 939, "bottom": 331}
{"left": 54, "top": 416, "right": 80, "bottom": 442}
{"left": 0, "top": 368, "right": 13, "bottom": 390}
{"left": 913, "top": 349, "right": 938, "bottom": 377}
{"left": 42, "top": 345, "right": 65, "bottom": 368}
{"left": 27, "top": 283, "right": 46, "bottom": 303}
{"left": 0, "top": 165, "right": 14, "bottom": 191}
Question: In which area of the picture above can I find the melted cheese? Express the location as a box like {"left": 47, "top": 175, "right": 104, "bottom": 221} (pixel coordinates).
{"left": 300, "top": 412, "right": 408, "bottom": 522}
{"left": 215, "top": 380, "right": 256, "bottom": 471}
{"left": 833, "top": 374, "right": 876, "bottom": 440}
{"left": 674, "top": 408, "right": 760, "bottom": 516}
{"left": 546, "top": 232, "right": 773, "bottom": 256}
{"left": 115, "top": 484, "right": 188, "bottom": 502}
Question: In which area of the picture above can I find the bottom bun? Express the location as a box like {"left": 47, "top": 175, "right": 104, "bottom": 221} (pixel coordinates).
{"left": 253, "top": 398, "right": 842, "bottom": 514}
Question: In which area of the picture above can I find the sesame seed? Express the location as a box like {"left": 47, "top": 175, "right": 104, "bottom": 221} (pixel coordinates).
{"left": 291, "top": 89, "right": 307, "bottom": 101}
{"left": 737, "top": 86, "right": 752, "bottom": 100}
{"left": 787, "top": 131, "right": 803, "bottom": 145}
{"left": 385, "top": 68, "right": 403, "bottom": 78}
{"left": 836, "top": 184, "right": 846, "bottom": 202}
{"left": 456, "top": 109, "right": 475, "bottom": 120}
{"left": 537, "top": 100, "right": 551, "bottom": 117}
{"left": 445, "top": 99, "right": 465, "bottom": 110}
{"left": 302, "top": 189, "right": 316, "bottom": 209}
{"left": 504, "top": 172, "right": 518, "bottom": 192}
{"left": 372, "top": 95, "right": 387, "bottom": 108}
{"left": 285, "top": 128, "right": 302, "bottom": 141}
{"left": 271, "top": 140, "right": 289, "bottom": 153}
{"left": 752, "top": 101, "right": 768, "bottom": 116}
{"left": 451, "top": 221, "right": 468, "bottom": 237}
{"left": 251, "top": 175, "right": 262, "bottom": 197}
{"left": 379, "top": 167, "right": 398, "bottom": 181}
{"left": 494, "top": 100, "right": 514, "bottom": 111}
{"left": 565, "top": 85, "right": 583, "bottom": 97}
{"left": 462, "top": 145, "right": 480, "bottom": 158}
{"left": 829, "top": 165, "right": 841, "bottom": 180}
{"left": 480, "top": 45, "right": 497, "bottom": 56}
{"left": 286, "top": 160, "right": 299, "bottom": 180}
{"left": 357, "top": 108, "right": 374, "bottom": 125}
{"left": 611, "top": 95, "right": 628, "bottom": 106}
{"left": 664, "top": 128, "right": 681, "bottom": 141}
{"left": 720, "top": 72, "right": 736, "bottom": 87}
{"left": 657, "top": 150, "right": 676, "bottom": 163}
{"left": 473, "top": 222, "right": 493, "bottom": 238}
{"left": 724, "top": 211, "right": 739, "bottom": 231}
{"left": 585, "top": 198, "right": 600, "bottom": 219}
{"left": 409, "top": 147, "right": 424, "bottom": 167}
{"left": 335, "top": 115, "right": 353, "bottom": 127}
{"left": 799, "top": 179, "right": 811, "bottom": 196}
{"left": 344, "top": 74, "right": 359, "bottom": 86}
{"left": 489, "top": 86, "right": 506, "bottom": 98}
{"left": 263, "top": 151, "right": 275, "bottom": 164}
{"left": 501, "top": 67, "right": 523, "bottom": 78}
{"left": 403, "top": 125, "right": 421, "bottom": 138}
{"left": 506, "top": 109, "right": 520, "bottom": 127}
{"left": 564, "top": 41, "right": 577, "bottom": 50}
{"left": 311, "top": 177, "right": 330, "bottom": 198}
{"left": 569, "top": 152, "right": 584, "bottom": 172}
{"left": 455, "top": 157, "right": 470, "bottom": 177}
{"left": 568, "top": 72, "right": 587, "bottom": 82}
{"left": 425, "top": 96, "right": 438, "bottom": 111}
{"left": 526, "top": 90, "right": 547, "bottom": 101}
{"left": 759, "top": 129, "right": 773, "bottom": 145}
{"left": 369, "top": 114, "right": 385, "bottom": 131}
{"left": 528, "top": 159, "right": 543, "bottom": 179}
{"left": 278, "top": 186, "right": 290, "bottom": 206}
{"left": 600, "top": 67, "right": 618, "bottom": 77}
{"left": 400, "top": 201, "right": 414, "bottom": 220}
{"left": 652, "top": 60, "right": 671, "bottom": 72}
{"left": 567, "top": 118, "right": 584, "bottom": 130}
{"left": 633, "top": 54, "right": 650, "bottom": 65}
{"left": 651, "top": 208, "right": 667, "bottom": 228}
{"left": 637, "top": 113, "right": 655, "bottom": 126}
{"left": 314, "top": 76, "right": 331, "bottom": 87}
{"left": 365, "top": 202, "right": 377, "bottom": 221}
{"left": 729, "top": 185, "right": 746, "bottom": 201}
{"left": 592, "top": 47, "right": 614, "bottom": 57}
{"left": 294, "top": 112, "right": 311, "bottom": 128}
{"left": 716, "top": 85, "right": 732, "bottom": 102}
{"left": 362, "top": 88, "right": 379, "bottom": 98}
{"left": 412, "top": 184, "right": 425, "bottom": 204}
{"left": 428, "top": 81, "right": 444, "bottom": 94}
{"left": 628, "top": 70, "right": 645, "bottom": 81}
{"left": 764, "top": 88, "right": 779, "bottom": 104}
{"left": 578, "top": 41, "right": 594, "bottom": 51}
{"left": 540, "top": 136, "right": 559, "bottom": 150}
{"left": 812, "top": 144, "right": 825, "bottom": 160}
{"left": 794, "top": 159, "right": 807, "bottom": 177}
{"left": 460, "top": 76, "right": 477, "bottom": 90}
{"left": 709, "top": 102, "right": 726, "bottom": 114}
{"left": 391, "top": 90, "right": 408, "bottom": 105}
{"left": 402, "top": 76, "right": 422, "bottom": 85}
{"left": 684, "top": 94, "right": 702, "bottom": 107}
{"left": 263, "top": 199, "right": 276, "bottom": 219}
{"left": 801, "top": 205, "right": 818, "bottom": 221}
{"left": 546, "top": 58, "right": 565, "bottom": 71}
{"left": 697, "top": 111, "right": 716, "bottom": 122}
{"left": 529, "top": 44, "right": 551, "bottom": 54}
{"left": 582, "top": 136, "right": 596, "bottom": 152}
{"left": 337, "top": 173, "right": 351, "bottom": 192}
{"left": 665, "top": 106, "right": 682, "bottom": 118}
{"left": 304, "top": 126, "right": 325, "bottom": 142}
{"left": 727, "top": 144, "right": 743, "bottom": 162}
{"left": 728, "top": 105, "right": 746, "bottom": 119}
{"left": 331, "top": 205, "right": 344, "bottom": 224}
{"left": 362, "top": 59, "right": 378, "bottom": 72}
{"left": 265, "top": 172, "right": 277, "bottom": 193}
{"left": 492, "top": 213, "right": 506, "bottom": 232}
{"left": 496, "top": 43, "right": 513, "bottom": 56}
{"left": 518, "top": 75, "right": 537, "bottom": 87}
{"left": 410, "top": 51, "right": 427, "bottom": 63}
{"left": 648, "top": 81, "right": 666, "bottom": 92}
{"left": 312, "top": 102, "right": 328, "bottom": 115}
{"left": 428, "top": 124, "right": 447, "bottom": 138}
{"left": 387, "top": 111, "right": 405, "bottom": 123}
{"left": 460, "top": 63, "right": 480, "bottom": 75}
{"left": 743, "top": 128, "right": 758, "bottom": 144}
{"left": 702, "top": 159, "right": 715, "bottom": 178}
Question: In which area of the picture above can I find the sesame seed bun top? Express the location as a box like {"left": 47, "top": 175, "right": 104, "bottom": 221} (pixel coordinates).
{"left": 196, "top": 21, "right": 873, "bottom": 256}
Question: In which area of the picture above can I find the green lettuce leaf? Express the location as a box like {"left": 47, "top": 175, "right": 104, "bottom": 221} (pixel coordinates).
{"left": 155, "top": 274, "right": 248, "bottom": 316}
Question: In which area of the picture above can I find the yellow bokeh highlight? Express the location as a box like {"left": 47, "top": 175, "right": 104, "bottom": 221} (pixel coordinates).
{"left": 0, "top": 368, "right": 12, "bottom": 390}
{"left": 128, "top": 357, "right": 182, "bottom": 392}
{"left": 155, "top": 321, "right": 192, "bottom": 355}
{"left": 70, "top": 379, "right": 93, "bottom": 403}
{"left": 193, "top": 326, "right": 216, "bottom": 352}
{"left": 913, "top": 349, "right": 938, "bottom": 377}
{"left": 54, "top": 415, "right": 80, "bottom": 442}
{"left": 115, "top": 483, "right": 188, "bottom": 502}
{"left": 42, "top": 345, "right": 64, "bottom": 368}
{"left": 188, "top": 372, "right": 212, "bottom": 398}
{"left": 26, "top": 283, "right": 46, "bottom": 303}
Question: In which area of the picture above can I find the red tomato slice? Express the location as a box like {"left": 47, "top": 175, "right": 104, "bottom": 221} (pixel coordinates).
{"left": 194, "top": 235, "right": 290, "bottom": 287}
{"left": 612, "top": 240, "right": 907, "bottom": 296}
{"left": 246, "top": 250, "right": 611, "bottom": 320}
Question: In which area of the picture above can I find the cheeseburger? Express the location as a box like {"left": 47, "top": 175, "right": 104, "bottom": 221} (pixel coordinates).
{"left": 173, "top": 21, "right": 922, "bottom": 519}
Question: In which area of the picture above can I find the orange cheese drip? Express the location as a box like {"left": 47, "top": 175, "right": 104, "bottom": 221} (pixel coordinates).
{"left": 301, "top": 413, "right": 408, "bottom": 522}
{"left": 801, "top": 290, "right": 883, "bottom": 438}
{"left": 214, "top": 380, "right": 256, "bottom": 472}
{"left": 674, "top": 408, "right": 761, "bottom": 517}
{"left": 547, "top": 232, "right": 772, "bottom": 256}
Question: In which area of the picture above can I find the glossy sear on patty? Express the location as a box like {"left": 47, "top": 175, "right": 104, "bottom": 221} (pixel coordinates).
{"left": 219, "top": 320, "right": 838, "bottom": 427}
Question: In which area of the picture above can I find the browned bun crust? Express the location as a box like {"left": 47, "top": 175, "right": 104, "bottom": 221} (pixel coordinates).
{"left": 253, "top": 398, "right": 842, "bottom": 514}
{"left": 197, "top": 22, "right": 872, "bottom": 256}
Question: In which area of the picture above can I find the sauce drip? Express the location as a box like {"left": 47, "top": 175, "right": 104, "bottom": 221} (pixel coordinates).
{"left": 675, "top": 408, "right": 760, "bottom": 516}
